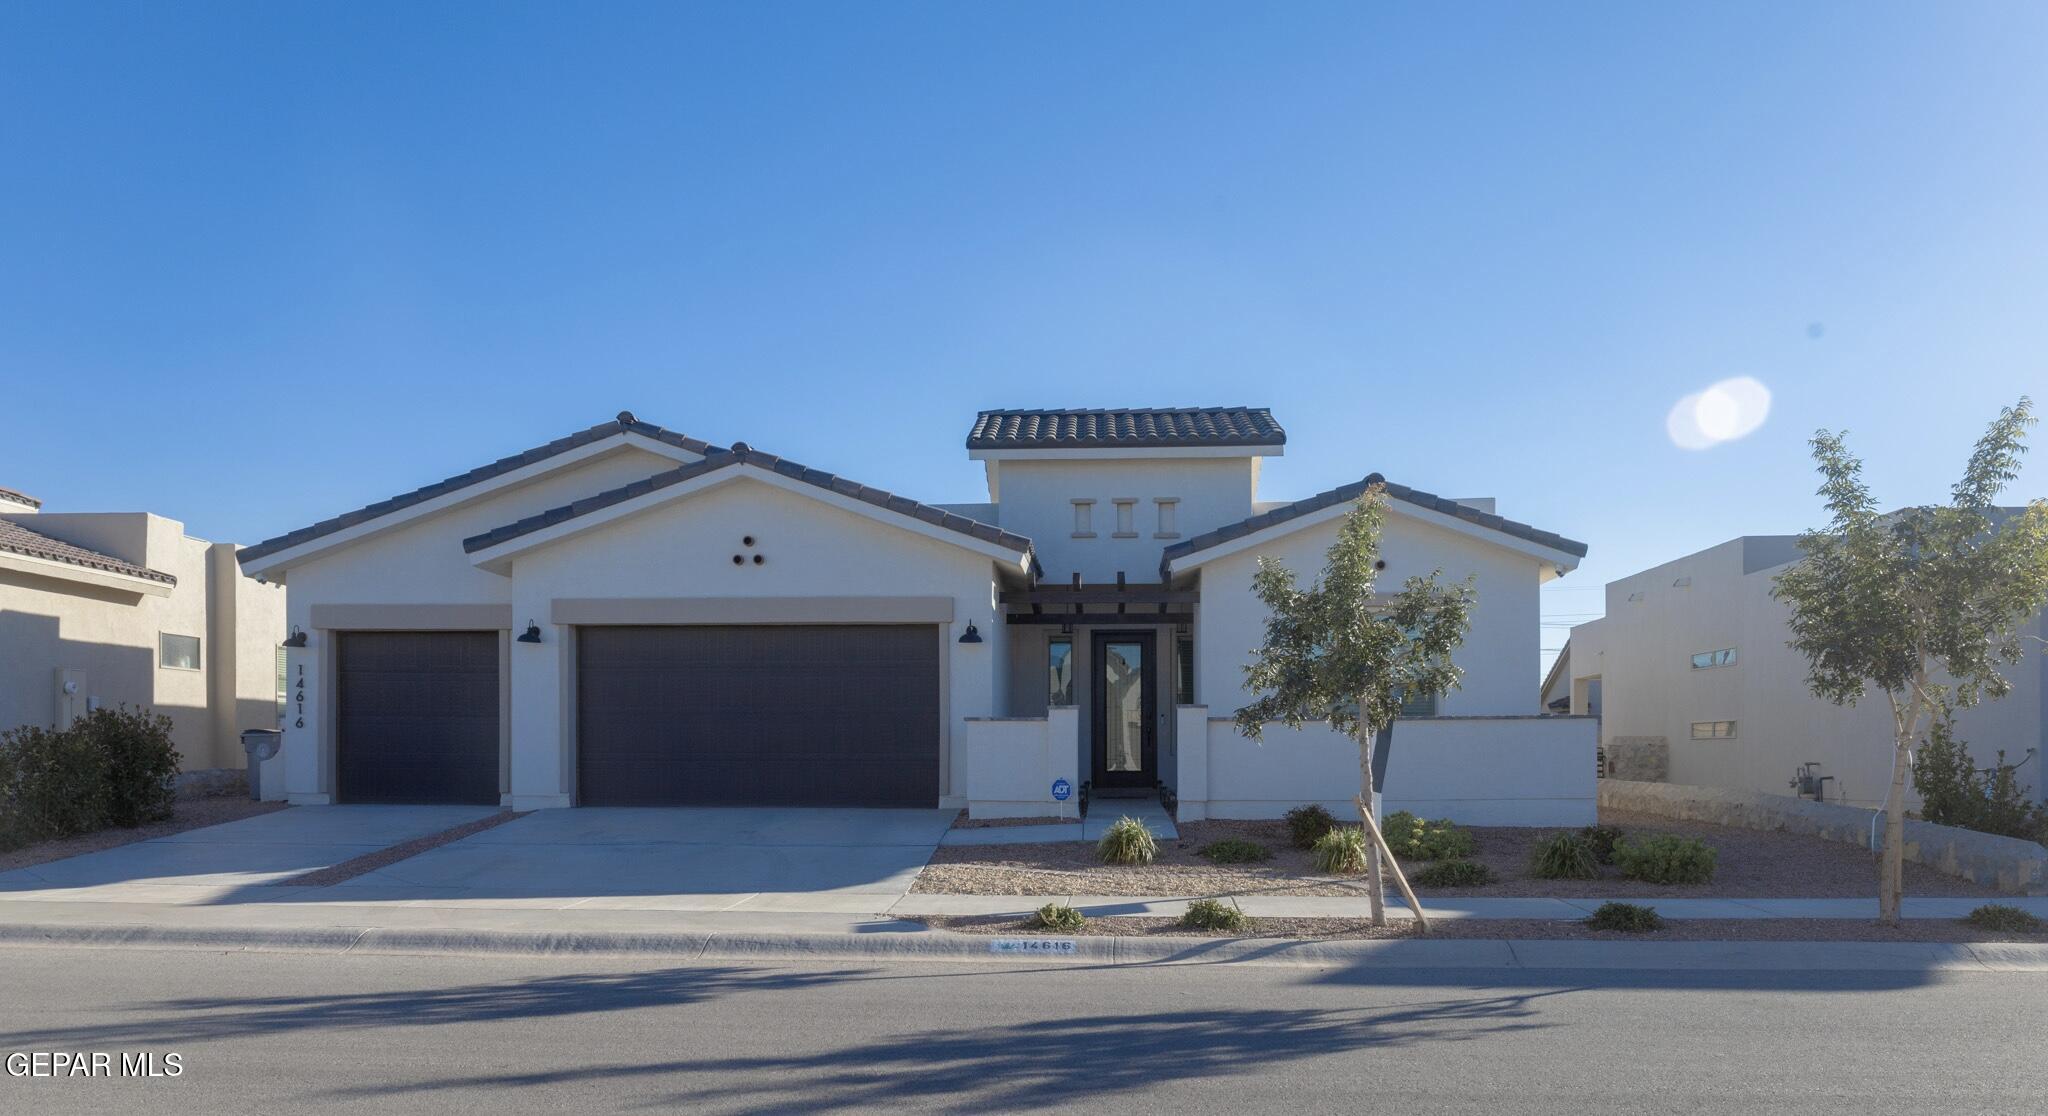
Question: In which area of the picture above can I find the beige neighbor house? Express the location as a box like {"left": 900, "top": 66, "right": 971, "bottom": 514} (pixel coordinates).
{"left": 238, "top": 407, "right": 1597, "bottom": 824}
{"left": 1565, "top": 527, "right": 2048, "bottom": 809}
{"left": 0, "top": 485, "right": 286, "bottom": 785}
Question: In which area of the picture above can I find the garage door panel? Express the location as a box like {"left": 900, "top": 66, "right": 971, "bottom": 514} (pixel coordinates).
{"left": 337, "top": 631, "right": 500, "bottom": 806}
{"left": 577, "top": 625, "right": 939, "bottom": 807}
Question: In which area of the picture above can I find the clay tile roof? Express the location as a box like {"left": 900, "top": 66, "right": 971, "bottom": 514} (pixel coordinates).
{"left": 238, "top": 413, "right": 719, "bottom": 565}
{"left": 0, "top": 487, "right": 41, "bottom": 509}
{"left": 967, "top": 407, "right": 1285, "bottom": 451}
{"left": 0, "top": 518, "right": 176, "bottom": 585}
{"left": 1161, "top": 472, "right": 1587, "bottom": 577}
{"left": 463, "top": 444, "right": 1041, "bottom": 574}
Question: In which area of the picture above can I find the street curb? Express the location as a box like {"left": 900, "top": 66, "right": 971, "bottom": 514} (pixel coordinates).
{"left": 5, "top": 921, "right": 2048, "bottom": 972}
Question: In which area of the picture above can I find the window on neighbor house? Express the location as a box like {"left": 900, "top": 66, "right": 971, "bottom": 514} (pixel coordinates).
{"left": 1398, "top": 689, "right": 1438, "bottom": 718}
{"left": 275, "top": 647, "right": 289, "bottom": 725}
{"left": 1690, "top": 648, "right": 1736, "bottom": 670}
{"left": 1691, "top": 720, "right": 1737, "bottom": 739}
{"left": 1112, "top": 498, "right": 1138, "bottom": 538}
{"left": 160, "top": 633, "right": 200, "bottom": 671}
{"left": 1048, "top": 638, "right": 1074, "bottom": 706}
{"left": 1071, "top": 500, "right": 1095, "bottom": 538}
{"left": 1155, "top": 498, "right": 1180, "bottom": 539}
{"left": 1175, "top": 631, "right": 1194, "bottom": 704}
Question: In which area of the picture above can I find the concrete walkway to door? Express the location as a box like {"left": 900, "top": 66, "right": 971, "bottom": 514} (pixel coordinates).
{"left": 319, "top": 807, "right": 958, "bottom": 912}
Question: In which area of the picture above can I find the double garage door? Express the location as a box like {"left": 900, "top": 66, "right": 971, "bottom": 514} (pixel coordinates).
{"left": 334, "top": 626, "right": 939, "bottom": 807}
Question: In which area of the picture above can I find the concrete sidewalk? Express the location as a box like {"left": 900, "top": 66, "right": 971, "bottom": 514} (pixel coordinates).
{"left": 887, "top": 894, "right": 2048, "bottom": 921}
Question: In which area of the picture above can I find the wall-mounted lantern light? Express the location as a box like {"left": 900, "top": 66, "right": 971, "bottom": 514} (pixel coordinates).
{"left": 281, "top": 627, "right": 308, "bottom": 648}
{"left": 958, "top": 621, "right": 983, "bottom": 644}
{"left": 517, "top": 621, "right": 544, "bottom": 644}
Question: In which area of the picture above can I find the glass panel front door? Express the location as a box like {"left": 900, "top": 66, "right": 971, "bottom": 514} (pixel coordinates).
{"left": 1102, "top": 641, "right": 1143, "bottom": 773}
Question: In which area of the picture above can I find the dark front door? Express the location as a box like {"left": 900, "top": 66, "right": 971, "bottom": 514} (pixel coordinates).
{"left": 1090, "top": 630, "right": 1157, "bottom": 790}
{"left": 575, "top": 625, "right": 940, "bottom": 807}
{"left": 335, "top": 630, "right": 500, "bottom": 805}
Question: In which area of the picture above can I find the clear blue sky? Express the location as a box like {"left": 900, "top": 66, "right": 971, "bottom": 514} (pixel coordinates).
{"left": 5, "top": 2, "right": 2045, "bottom": 677}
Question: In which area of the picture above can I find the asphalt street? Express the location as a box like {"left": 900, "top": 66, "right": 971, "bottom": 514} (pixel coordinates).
{"left": 0, "top": 945, "right": 2041, "bottom": 1114}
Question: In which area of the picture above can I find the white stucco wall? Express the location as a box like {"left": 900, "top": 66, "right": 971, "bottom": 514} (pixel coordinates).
{"left": 990, "top": 457, "right": 1255, "bottom": 584}
{"left": 483, "top": 475, "right": 1009, "bottom": 809}
{"left": 1190, "top": 507, "right": 1549, "bottom": 718}
{"left": 1571, "top": 537, "right": 2048, "bottom": 809}
{"left": 1383, "top": 716, "right": 1596, "bottom": 825}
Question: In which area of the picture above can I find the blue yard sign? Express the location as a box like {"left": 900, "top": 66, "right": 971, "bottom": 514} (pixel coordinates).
{"left": 1051, "top": 778, "right": 1072, "bottom": 802}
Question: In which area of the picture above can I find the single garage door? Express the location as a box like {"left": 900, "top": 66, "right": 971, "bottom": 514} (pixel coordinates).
{"left": 336, "top": 631, "right": 500, "bottom": 805}
{"left": 576, "top": 625, "right": 940, "bottom": 807}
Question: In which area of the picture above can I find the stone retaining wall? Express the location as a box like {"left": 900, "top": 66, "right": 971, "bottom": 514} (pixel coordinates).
{"left": 1600, "top": 779, "right": 2048, "bottom": 895}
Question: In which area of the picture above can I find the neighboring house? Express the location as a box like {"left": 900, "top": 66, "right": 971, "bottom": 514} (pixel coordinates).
{"left": 1567, "top": 531, "right": 2048, "bottom": 809}
{"left": 238, "top": 407, "right": 1595, "bottom": 823}
{"left": 0, "top": 485, "right": 285, "bottom": 780}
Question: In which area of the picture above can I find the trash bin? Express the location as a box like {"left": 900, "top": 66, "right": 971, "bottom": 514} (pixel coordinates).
{"left": 241, "top": 729, "right": 283, "bottom": 801}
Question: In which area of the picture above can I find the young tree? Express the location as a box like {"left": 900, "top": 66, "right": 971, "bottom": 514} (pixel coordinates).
{"left": 1233, "top": 484, "right": 1476, "bottom": 927}
{"left": 1772, "top": 397, "right": 2048, "bottom": 925}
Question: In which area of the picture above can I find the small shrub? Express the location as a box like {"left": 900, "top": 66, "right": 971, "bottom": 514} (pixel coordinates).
{"left": 1179, "top": 898, "right": 1251, "bottom": 932}
{"left": 1198, "top": 837, "right": 1273, "bottom": 864}
{"left": 1613, "top": 834, "right": 1717, "bottom": 885}
{"left": 1528, "top": 831, "right": 1599, "bottom": 880}
{"left": 1412, "top": 858, "right": 1494, "bottom": 887}
{"left": 1034, "top": 903, "right": 1086, "bottom": 932}
{"left": 1096, "top": 816, "right": 1157, "bottom": 865}
{"left": 1579, "top": 824, "right": 1626, "bottom": 865}
{"left": 1585, "top": 901, "right": 1664, "bottom": 933}
{"left": 1311, "top": 827, "right": 1370, "bottom": 875}
{"left": 1284, "top": 804, "right": 1338, "bottom": 849}
{"left": 1382, "top": 811, "right": 1477, "bottom": 860}
{"left": 1913, "top": 717, "right": 2048, "bottom": 841}
{"left": 76, "top": 706, "right": 179, "bottom": 828}
{"left": 1965, "top": 903, "right": 2044, "bottom": 934}
{"left": 0, "top": 723, "right": 109, "bottom": 849}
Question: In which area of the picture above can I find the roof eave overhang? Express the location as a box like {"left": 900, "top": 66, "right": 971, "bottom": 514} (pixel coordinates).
{"left": 466, "top": 463, "right": 1037, "bottom": 577}
{"left": 1163, "top": 498, "right": 1586, "bottom": 579}
{"left": 238, "top": 431, "right": 702, "bottom": 580}
{"left": 968, "top": 444, "right": 1283, "bottom": 463}
{"left": 0, "top": 550, "right": 176, "bottom": 597}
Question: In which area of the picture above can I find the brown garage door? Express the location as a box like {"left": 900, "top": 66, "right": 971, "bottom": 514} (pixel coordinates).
{"left": 576, "top": 625, "right": 940, "bottom": 807}
{"left": 336, "top": 631, "right": 500, "bottom": 805}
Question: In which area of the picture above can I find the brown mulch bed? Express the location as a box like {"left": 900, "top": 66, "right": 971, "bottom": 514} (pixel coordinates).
{"left": 913, "top": 808, "right": 2012, "bottom": 898}
{"left": 0, "top": 798, "right": 287, "bottom": 873}
{"left": 951, "top": 811, "right": 1081, "bottom": 829}
{"left": 275, "top": 810, "right": 530, "bottom": 887}
{"left": 925, "top": 913, "right": 2048, "bottom": 943}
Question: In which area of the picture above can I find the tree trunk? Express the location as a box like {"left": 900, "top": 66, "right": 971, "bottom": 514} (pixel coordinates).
{"left": 1879, "top": 732, "right": 1908, "bottom": 925}
{"left": 1356, "top": 733, "right": 1385, "bottom": 927}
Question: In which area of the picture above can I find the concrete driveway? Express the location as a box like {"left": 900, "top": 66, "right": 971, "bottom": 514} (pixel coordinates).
{"left": 0, "top": 806, "right": 502, "bottom": 905}
{"left": 324, "top": 807, "right": 957, "bottom": 911}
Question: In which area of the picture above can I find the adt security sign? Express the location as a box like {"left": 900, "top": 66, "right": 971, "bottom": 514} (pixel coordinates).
{"left": 1051, "top": 778, "right": 1072, "bottom": 802}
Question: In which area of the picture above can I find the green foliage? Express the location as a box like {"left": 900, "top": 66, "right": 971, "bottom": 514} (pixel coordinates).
{"left": 1911, "top": 717, "right": 2047, "bottom": 841}
{"left": 1179, "top": 898, "right": 1251, "bottom": 932}
{"left": 71, "top": 707, "right": 179, "bottom": 828}
{"left": 1528, "top": 831, "right": 1600, "bottom": 880}
{"left": 1233, "top": 488, "right": 1477, "bottom": 757}
{"left": 1283, "top": 804, "right": 1338, "bottom": 849}
{"left": 1382, "top": 811, "right": 1476, "bottom": 860}
{"left": 1579, "top": 825, "right": 1625, "bottom": 865}
{"left": 1585, "top": 901, "right": 1665, "bottom": 933}
{"left": 1198, "top": 837, "right": 1273, "bottom": 864}
{"left": 1965, "top": 903, "right": 2044, "bottom": 934}
{"left": 1310, "top": 827, "right": 1370, "bottom": 875}
{"left": 0, "top": 723, "right": 108, "bottom": 850}
{"left": 1412, "top": 858, "right": 1494, "bottom": 887}
{"left": 1095, "top": 816, "right": 1157, "bottom": 865}
{"left": 1034, "top": 903, "right": 1086, "bottom": 932}
{"left": 1613, "top": 835, "right": 1718, "bottom": 885}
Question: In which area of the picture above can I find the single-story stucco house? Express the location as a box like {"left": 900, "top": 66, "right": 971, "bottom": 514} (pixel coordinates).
{"left": 237, "top": 406, "right": 1595, "bottom": 824}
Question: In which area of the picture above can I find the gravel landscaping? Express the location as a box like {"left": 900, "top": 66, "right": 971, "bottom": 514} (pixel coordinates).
{"left": 912, "top": 808, "right": 2013, "bottom": 898}
{"left": 951, "top": 812, "right": 1079, "bottom": 829}
{"left": 925, "top": 913, "right": 2048, "bottom": 943}
{"left": 0, "top": 798, "right": 287, "bottom": 873}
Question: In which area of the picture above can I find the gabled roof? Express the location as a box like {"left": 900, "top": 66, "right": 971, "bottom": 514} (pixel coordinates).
{"left": 0, "top": 517, "right": 176, "bottom": 586}
{"left": 463, "top": 442, "right": 1041, "bottom": 573}
{"left": 1161, "top": 472, "right": 1588, "bottom": 576}
{"left": 0, "top": 487, "right": 41, "bottom": 509}
{"left": 967, "top": 407, "right": 1285, "bottom": 451}
{"left": 239, "top": 412, "right": 718, "bottom": 565}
